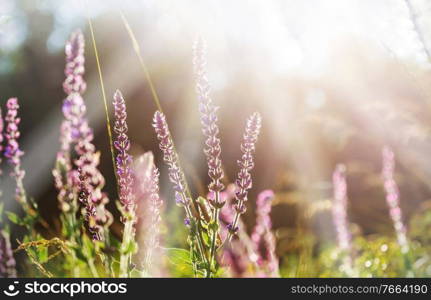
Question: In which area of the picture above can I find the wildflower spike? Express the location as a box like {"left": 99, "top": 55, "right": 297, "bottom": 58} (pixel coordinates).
{"left": 382, "top": 146, "right": 409, "bottom": 252}
{"left": 152, "top": 111, "right": 190, "bottom": 206}
{"left": 0, "top": 230, "right": 16, "bottom": 278}
{"left": 251, "top": 190, "right": 279, "bottom": 277}
{"left": 5, "top": 98, "right": 26, "bottom": 207}
{"left": 113, "top": 90, "right": 135, "bottom": 215}
{"left": 55, "top": 30, "right": 112, "bottom": 241}
{"left": 193, "top": 37, "right": 225, "bottom": 203}
{"left": 229, "top": 112, "right": 262, "bottom": 239}
{"left": 332, "top": 164, "right": 351, "bottom": 251}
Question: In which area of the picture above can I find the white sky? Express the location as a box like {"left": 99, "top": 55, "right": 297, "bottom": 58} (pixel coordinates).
{"left": 0, "top": 0, "right": 430, "bottom": 74}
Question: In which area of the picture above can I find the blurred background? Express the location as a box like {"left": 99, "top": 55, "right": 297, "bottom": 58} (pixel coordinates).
{"left": 2, "top": 0, "right": 431, "bottom": 273}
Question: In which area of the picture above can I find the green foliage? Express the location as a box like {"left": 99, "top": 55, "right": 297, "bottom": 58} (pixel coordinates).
{"left": 164, "top": 247, "right": 198, "bottom": 277}
{"left": 7, "top": 171, "right": 431, "bottom": 279}
{"left": 7, "top": 211, "right": 25, "bottom": 226}
{"left": 354, "top": 236, "right": 408, "bottom": 277}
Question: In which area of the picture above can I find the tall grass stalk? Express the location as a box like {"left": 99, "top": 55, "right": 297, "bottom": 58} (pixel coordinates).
{"left": 85, "top": 10, "right": 116, "bottom": 276}
{"left": 86, "top": 9, "right": 118, "bottom": 188}
{"left": 120, "top": 11, "right": 211, "bottom": 272}
{"left": 119, "top": 11, "right": 162, "bottom": 112}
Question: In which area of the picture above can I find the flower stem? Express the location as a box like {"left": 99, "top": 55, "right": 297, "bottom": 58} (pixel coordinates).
{"left": 183, "top": 198, "right": 209, "bottom": 271}
{"left": 119, "top": 218, "right": 134, "bottom": 278}
{"left": 208, "top": 191, "right": 221, "bottom": 276}
{"left": 88, "top": 258, "right": 99, "bottom": 278}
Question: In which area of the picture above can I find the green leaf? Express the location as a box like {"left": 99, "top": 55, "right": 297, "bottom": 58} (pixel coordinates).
{"left": 164, "top": 248, "right": 196, "bottom": 277}
{"left": 164, "top": 248, "right": 192, "bottom": 266}
{"left": 6, "top": 212, "right": 22, "bottom": 225}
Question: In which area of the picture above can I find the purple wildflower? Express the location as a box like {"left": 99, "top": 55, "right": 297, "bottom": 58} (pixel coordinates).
{"left": 113, "top": 90, "right": 135, "bottom": 215}
{"left": 229, "top": 112, "right": 262, "bottom": 237}
{"left": 61, "top": 30, "right": 88, "bottom": 145}
{"left": 152, "top": 111, "right": 191, "bottom": 208}
{"left": 382, "top": 146, "right": 409, "bottom": 252}
{"left": 75, "top": 152, "right": 112, "bottom": 240}
{"left": 53, "top": 120, "right": 75, "bottom": 214}
{"left": 63, "top": 30, "right": 86, "bottom": 95}
{"left": 251, "top": 190, "right": 278, "bottom": 277}
{"left": 4, "top": 98, "right": 26, "bottom": 206}
{"left": 53, "top": 29, "right": 84, "bottom": 213}
{"left": 0, "top": 108, "right": 17, "bottom": 278}
{"left": 0, "top": 230, "right": 16, "bottom": 278}
{"left": 221, "top": 240, "right": 249, "bottom": 278}
{"left": 332, "top": 164, "right": 351, "bottom": 252}
{"left": 78, "top": 168, "right": 102, "bottom": 241}
{"left": 215, "top": 184, "right": 261, "bottom": 274}
{"left": 55, "top": 30, "right": 112, "bottom": 241}
{"left": 193, "top": 37, "right": 225, "bottom": 208}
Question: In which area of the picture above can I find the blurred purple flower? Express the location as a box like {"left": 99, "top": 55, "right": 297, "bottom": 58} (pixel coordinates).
{"left": 251, "top": 190, "right": 279, "bottom": 277}
{"left": 382, "top": 146, "right": 409, "bottom": 252}
{"left": 221, "top": 240, "right": 249, "bottom": 278}
{"left": 54, "top": 30, "right": 112, "bottom": 241}
{"left": 63, "top": 30, "right": 86, "bottom": 95}
{"left": 0, "top": 230, "right": 16, "bottom": 278}
{"left": 145, "top": 168, "right": 163, "bottom": 272}
{"left": 133, "top": 152, "right": 163, "bottom": 273}
{"left": 54, "top": 30, "right": 85, "bottom": 214}
{"left": 4, "top": 98, "right": 26, "bottom": 206}
{"left": 332, "top": 164, "right": 351, "bottom": 252}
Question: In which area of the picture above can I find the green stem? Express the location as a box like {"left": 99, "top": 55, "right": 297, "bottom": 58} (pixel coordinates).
{"left": 208, "top": 191, "right": 221, "bottom": 277}
{"left": 227, "top": 211, "right": 241, "bottom": 243}
{"left": 67, "top": 213, "right": 81, "bottom": 277}
{"left": 101, "top": 230, "right": 113, "bottom": 277}
{"left": 88, "top": 258, "right": 99, "bottom": 278}
{"left": 119, "top": 218, "right": 134, "bottom": 278}
{"left": 183, "top": 200, "right": 209, "bottom": 273}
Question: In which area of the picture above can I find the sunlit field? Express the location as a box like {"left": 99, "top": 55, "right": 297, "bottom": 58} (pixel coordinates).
{"left": 1, "top": 0, "right": 431, "bottom": 278}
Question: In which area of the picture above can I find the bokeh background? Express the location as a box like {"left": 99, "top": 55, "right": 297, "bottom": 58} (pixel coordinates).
{"left": 2, "top": 0, "right": 431, "bottom": 274}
